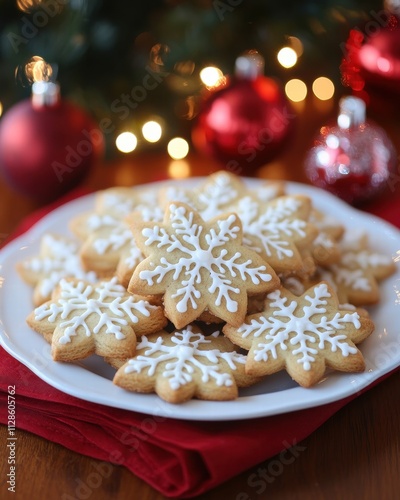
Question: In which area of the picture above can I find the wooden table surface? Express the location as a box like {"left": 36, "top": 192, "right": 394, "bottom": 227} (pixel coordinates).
{"left": 1, "top": 97, "right": 400, "bottom": 500}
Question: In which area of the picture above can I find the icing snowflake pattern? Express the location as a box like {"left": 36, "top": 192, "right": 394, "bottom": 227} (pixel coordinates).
{"left": 124, "top": 326, "right": 246, "bottom": 390}
{"left": 34, "top": 277, "right": 153, "bottom": 344}
{"left": 236, "top": 196, "right": 314, "bottom": 271}
{"left": 194, "top": 172, "right": 240, "bottom": 219}
{"left": 229, "top": 283, "right": 365, "bottom": 376}
{"left": 132, "top": 203, "right": 276, "bottom": 325}
{"left": 245, "top": 284, "right": 360, "bottom": 370}
{"left": 21, "top": 235, "right": 97, "bottom": 300}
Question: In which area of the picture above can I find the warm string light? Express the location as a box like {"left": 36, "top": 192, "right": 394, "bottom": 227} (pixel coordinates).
{"left": 312, "top": 77, "right": 335, "bottom": 100}
{"left": 285, "top": 79, "right": 307, "bottom": 102}
{"left": 199, "top": 66, "right": 224, "bottom": 87}
{"left": 0, "top": 102, "right": 3, "bottom": 118}
{"left": 116, "top": 132, "right": 137, "bottom": 153}
{"left": 277, "top": 47, "right": 298, "bottom": 68}
{"left": 24, "top": 56, "right": 53, "bottom": 84}
{"left": 142, "top": 120, "right": 162, "bottom": 143}
{"left": 112, "top": 36, "right": 329, "bottom": 158}
{"left": 167, "top": 137, "right": 189, "bottom": 159}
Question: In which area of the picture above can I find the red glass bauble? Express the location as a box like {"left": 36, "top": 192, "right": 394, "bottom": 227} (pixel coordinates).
{"left": 305, "top": 97, "right": 397, "bottom": 205}
{"left": 340, "top": 15, "right": 400, "bottom": 112}
{"left": 192, "top": 54, "right": 296, "bottom": 175}
{"left": 0, "top": 83, "right": 104, "bottom": 202}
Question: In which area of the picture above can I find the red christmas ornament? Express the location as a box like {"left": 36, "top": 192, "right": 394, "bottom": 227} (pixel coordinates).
{"left": 0, "top": 81, "right": 104, "bottom": 202}
{"left": 192, "top": 52, "right": 296, "bottom": 175}
{"left": 305, "top": 96, "right": 397, "bottom": 205}
{"left": 340, "top": 13, "right": 400, "bottom": 111}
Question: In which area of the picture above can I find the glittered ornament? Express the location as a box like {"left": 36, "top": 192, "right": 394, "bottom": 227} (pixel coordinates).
{"left": 0, "top": 81, "right": 104, "bottom": 202}
{"left": 192, "top": 52, "right": 296, "bottom": 175}
{"left": 340, "top": 13, "right": 400, "bottom": 112}
{"left": 305, "top": 96, "right": 397, "bottom": 205}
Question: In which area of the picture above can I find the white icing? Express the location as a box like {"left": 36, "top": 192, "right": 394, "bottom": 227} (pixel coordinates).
{"left": 164, "top": 186, "right": 193, "bottom": 206}
{"left": 313, "top": 232, "right": 334, "bottom": 249}
{"left": 93, "top": 225, "right": 133, "bottom": 255}
{"left": 252, "top": 184, "right": 281, "bottom": 202}
{"left": 23, "top": 235, "right": 97, "bottom": 297}
{"left": 101, "top": 193, "right": 137, "bottom": 217}
{"left": 321, "top": 265, "right": 372, "bottom": 292}
{"left": 139, "top": 204, "right": 272, "bottom": 313}
{"left": 196, "top": 173, "right": 239, "bottom": 219}
{"left": 124, "top": 245, "right": 144, "bottom": 270}
{"left": 238, "top": 283, "right": 360, "bottom": 371}
{"left": 237, "top": 196, "right": 307, "bottom": 259}
{"left": 34, "top": 277, "right": 153, "bottom": 344}
{"left": 341, "top": 250, "right": 393, "bottom": 269}
{"left": 87, "top": 214, "right": 117, "bottom": 231}
{"left": 124, "top": 325, "right": 245, "bottom": 390}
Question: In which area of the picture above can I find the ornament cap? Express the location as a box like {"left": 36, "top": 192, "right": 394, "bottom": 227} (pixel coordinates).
{"left": 31, "top": 81, "right": 60, "bottom": 109}
{"left": 235, "top": 51, "right": 265, "bottom": 79}
{"left": 337, "top": 96, "right": 366, "bottom": 129}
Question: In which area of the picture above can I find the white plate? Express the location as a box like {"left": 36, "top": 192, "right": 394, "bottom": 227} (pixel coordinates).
{"left": 1, "top": 178, "right": 400, "bottom": 421}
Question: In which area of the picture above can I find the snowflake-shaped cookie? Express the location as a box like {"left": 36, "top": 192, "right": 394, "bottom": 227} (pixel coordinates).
{"left": 116, "top": 245, "right": 145, "bottom": 288}
{"left": 191, "top": 171, "right": 251, "bottom": 220}
{"left": 128, "top": 202, "right": 279, "bottom": 328}
{"left": 317, "top": 232, "right": 396, "bottom": 305}
{"left": 235, "top": 195, "right": 318, "bottom": 273}
{"left": 158, "top": 171, "right": 284, "bottom": 220}
{"left": 308, "top": 209, "right": 343, "bottom": 266}
{"left": 16, "top": 234, "right": 97, "bottom": 305}
{"left": 26, "top": 277, "right": 167, "bottom": 361}
{"left": 223, "top": 282, "right": 374, "bottom": 387}
{"left": 113, "top": 324, "right": 260, "bottom": 403}
{"left": 78, "top": 215, "right": 139, "bottom": 277}
{"left": 69, "top": 187, "right": 163, "bottom": 277}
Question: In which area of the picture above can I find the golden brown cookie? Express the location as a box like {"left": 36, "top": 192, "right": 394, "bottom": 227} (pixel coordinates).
{"left": 317, "top": 232, "right": 396, "bottom": 305}
{"left": 234, "top": 194, "right": 318, "bottom": 274}
{"left": 16, "top": 234, "right": 97, "bottom": 306}
{"left": 223, "top": 282, "right": 374, "bottom": 387}
{"left": 26, "top": 277, "right": 167, "bottom": 362}
{"left": 128, "top": 202, "right": 280, "bottom": 328}
{"left": 113, "top": 324, "right": 262, "bottom": 403}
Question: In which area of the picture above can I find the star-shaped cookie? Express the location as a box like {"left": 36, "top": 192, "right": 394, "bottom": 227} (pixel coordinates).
{"left": 27, "top": 277, "right": 167, "bottom": 361}
{"left": 128, "top": 202, "right": 280, "bottom": 328}
{"left": 223, "top": 282, "right": 374, "bottom": 387}
{"left": 113, "top": 324, "right": 261, "bottom": 403}
{"left": 234, "top": 194, "right": 318, "bottom": 273}
{"left": 16, "top": 233, "right": 97, "bottom": 305}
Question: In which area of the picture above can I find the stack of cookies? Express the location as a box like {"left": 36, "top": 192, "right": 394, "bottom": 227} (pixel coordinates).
{"left": 18, "top": 171, "right": 396, "bottom": 404}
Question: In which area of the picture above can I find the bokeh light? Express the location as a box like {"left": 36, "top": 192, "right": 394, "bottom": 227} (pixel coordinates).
{"left": 285, "top": 79, "right": 307, "bottom": 102}
{"left": 0, "top": 102, "right": 3, "bottom": 118}
{"left": 24, "top": 56, "right": 53, "bottom": 83}
{"left": 312, "top": 77, "right": 335, "bottom": 100}
{"left": 16, "top": 0, "right": 39, "bottom": 12}
{"left": 168, "top": 160, "right": 190, "bottom": 179}
{"left": 167, "top": 137, "right": 189, "bottom": 159}
{"left": 200, "top": 66, "right": 224, "bottom": 87}
{"left": 277, "top": 47, "right": 298, "bottom": 68}
{"left": 116, "top": 132, "right": 137, "bottom": 153}
{"left": 142, "top": 120, "right": 162, "bottom": 143}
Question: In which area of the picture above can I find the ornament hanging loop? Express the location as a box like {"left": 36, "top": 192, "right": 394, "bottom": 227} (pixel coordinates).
{"left": 337, "top": 96, "right": 366, "bottom": 129}
{"left": 32, "top": 81, "right": 61, "bottom": 109}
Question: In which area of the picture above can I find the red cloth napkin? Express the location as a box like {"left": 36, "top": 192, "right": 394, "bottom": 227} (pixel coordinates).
{"left": 0, "top": 186, "right": 399, "bottom": 499}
